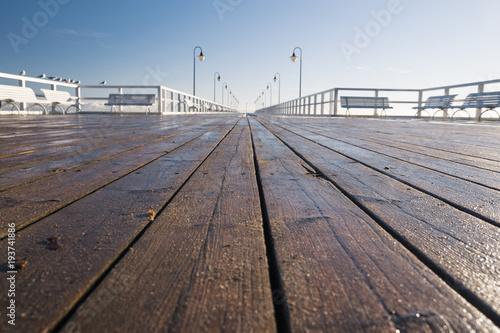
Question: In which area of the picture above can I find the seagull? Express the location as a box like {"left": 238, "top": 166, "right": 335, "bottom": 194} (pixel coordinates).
{"left": 75, "top": 80, "right": 81, "bottom": 84}
{"left": 38, "top": 74, "right": 46, "bottom": 78}
{"left": 99, "top": 81, "right": 106, "bottom": 85}
{"left": 64, "top": 78, "right": 71, "bottom": 83}
{"left": 57, "top": 78, "right": 63, "bottom": 81}
{"left": 20, "top": 70, "right": 26, "bottom": 76}
{"left": 48, "top": 76, "right": 57, "bottom": 80}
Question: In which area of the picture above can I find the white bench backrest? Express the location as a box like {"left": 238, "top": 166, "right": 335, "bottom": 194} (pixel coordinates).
{"left": 41, "top": 89, "right": 74, "bottom": 103}
{"left": 107, "top": 94, "right": 155, "bottom": 105}
{"left": 0, "top": 84, "right": 39, "bottom": 103}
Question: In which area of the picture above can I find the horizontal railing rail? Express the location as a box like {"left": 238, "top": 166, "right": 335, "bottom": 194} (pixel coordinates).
{"left": 0, "top": 72, "right": 236, "bottom": 114}
{"left": 256, "top": 79, "right": 500, "bottom": 121}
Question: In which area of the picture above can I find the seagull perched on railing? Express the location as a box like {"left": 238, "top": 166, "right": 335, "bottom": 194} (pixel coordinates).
{"left": 38, "top": 74, "right": 46, "bottom": 78}
{"left": 99, "top": 81, "right": 106, "bottom": 85}
{"left": 48, "top": 76, "right": 57, "bottom": 80}
{"left": 20, "top": 70, "right": 26, "bottom": 76}
{"left": 75, "top": 80, "right": 81, "bottom": 84}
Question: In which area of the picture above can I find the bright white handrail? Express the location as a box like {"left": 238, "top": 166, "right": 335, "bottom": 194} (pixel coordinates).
{"left": 256, "top": 79, "right": 500, "bottom": 121}
{"left": 0, "top": 71, "right": 237, "bottom": 114}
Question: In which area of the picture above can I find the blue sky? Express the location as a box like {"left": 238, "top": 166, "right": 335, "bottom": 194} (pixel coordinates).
{"left": 1, "top": 0, "right": 499, "bottom": 111}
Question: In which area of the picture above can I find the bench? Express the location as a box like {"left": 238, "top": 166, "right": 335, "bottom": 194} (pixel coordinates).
{"left": 412, "top": 95, "right": 457, "bottom": 119}
{"left": 448, "top": 91, "right": 500, "bottom": 120}
{"left": 183, "top": 99, "right": 200, "bottom": 111}
{"left": 41, "top": 89, "right": 80, "bottom": 114}
{"left": 0, "top": 84, "right": 47, "bottom": 114}
{"left": 340, "top": 96, "right": 392, "bottom": 117}
{"left": 105, "top": 94, "right": 156, "bottom": 113}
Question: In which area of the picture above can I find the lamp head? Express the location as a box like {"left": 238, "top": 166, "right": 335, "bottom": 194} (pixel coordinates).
{"left": 291, "top": 52, "right": 297, "bottom": 62}
{"left": 217, "top": 75, "right": 221, "bottom": 81}
{"left": 198, "top": 51, "right": 205, "bottom": 62}
{"left": 273, "top": 76, "right": 277, "bottom": 82}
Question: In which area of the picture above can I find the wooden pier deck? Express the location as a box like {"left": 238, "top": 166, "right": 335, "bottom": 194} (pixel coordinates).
{"left": 1, "top": 114, "right": 499, "bottom": 332}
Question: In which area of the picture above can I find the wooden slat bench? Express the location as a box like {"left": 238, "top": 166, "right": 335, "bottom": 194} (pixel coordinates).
{"left": 40, "top": 89, "right": 80, "bottom": 114}
{"left": 105, "top": 93, "right": 156, "bottom": 113}
{"left": 412, "top": 94, "right": 457, "bottom": 118}
{"left": 0, "top": 84, "right": 47, "bottom": 114}
{"left": 184, "top": 98, "right": 200, "bottom": 111}
{"left": 340, "top": 96, "right": 393, "bottom": 117}
{"left": 448, "top": 91, "right": 500, "bottom": 120}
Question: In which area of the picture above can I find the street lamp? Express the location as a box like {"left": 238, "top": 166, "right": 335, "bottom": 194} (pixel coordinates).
{"left": 290, "top": 46, "right": 302, "bottom": 98}
{"left": 273, "top": 73, "right": 281, "bottom": 104}
{"left": 214, "top": 72, "right": 221, "bottom": 102}
{"left": 222, "top": 82, "right": 228, "bottom": 105}
{"left": 193, "top": 46, "right": 205, "bottom": 96}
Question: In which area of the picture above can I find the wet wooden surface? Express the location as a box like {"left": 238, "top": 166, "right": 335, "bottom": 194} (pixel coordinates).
{"left": 0, "top": 114, "right": 499, "bottom": 332}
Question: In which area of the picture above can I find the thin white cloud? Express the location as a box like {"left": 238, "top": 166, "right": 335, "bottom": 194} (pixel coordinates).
{"left": 50, "top": 28, "right": 112, "bottom": 39}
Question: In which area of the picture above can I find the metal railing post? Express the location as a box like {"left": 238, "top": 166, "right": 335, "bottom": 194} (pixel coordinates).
{"left": 329, "top": 90, "right": 334, "bottom": 116}
{"left": 76, "top": 86, "right": 81, "bottom": 113}
{"left": 333, "top": 89, "right": 339, "bottom": 116}
{"left": 158, "top": 87, "right": 163, "bottom": 114}
{"left": 118, "top": 87, "right": 123, "bottom": 113}
{"left": 476, "top": 84, "right": 484, "bottom": 120}
{"left": 417, "top": 90, "right": 423, "bottom": 117}
{"left": 320, "top": 93, "right": 325, "bottom": 115}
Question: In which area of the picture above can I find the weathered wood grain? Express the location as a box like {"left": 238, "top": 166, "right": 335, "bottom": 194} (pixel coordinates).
{"left": 295, "top": 120, "right": 500, "bottom": 173}
{"left": 249, "top": 116, "right": 498, "bottom": 332}
{"left": 264, "top": 117, "right": 500, "bottom": 225}
{"left": 257, "top": 116, "right": 500, "bottom": 320}
{"left": 0, "top": 118, "right": 241, "bottom": 332}
{"left": 0, "top": 116, "right": 231, "bottom": 191}
{"left": 0, "top": 117, "right": 238, "bottom": 237}
{"left": 60, "top": 118, "right": 276, "bottom": 333}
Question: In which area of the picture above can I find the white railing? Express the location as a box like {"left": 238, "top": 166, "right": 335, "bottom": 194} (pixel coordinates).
{"left": 0, "top": 71, "right": 236, "bottom": 114}
{"left": 78, "top": 85, "right": 236, "bottom": 114}
{"left": 256, "top": 79, "right": 500, "bottom": 121}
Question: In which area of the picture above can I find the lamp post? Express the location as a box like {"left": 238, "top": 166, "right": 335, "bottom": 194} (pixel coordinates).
{"left": 273, "top": 72, "right": 281, "bottom": 104}
{"left": 290, "top": 47, "right": 302, "bottom": 98}
{"left": 222, "top": 82, "right": 228, "bottom": 105}
{"left": 193, "top": 46, "right": 205, "bottom": 96}
{"left": 213, "top": 72, "right": 221, "bottom": 102}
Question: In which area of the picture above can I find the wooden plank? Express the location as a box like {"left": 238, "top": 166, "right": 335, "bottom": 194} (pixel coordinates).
{"left": 0, "top": 117, "right": 243, "bottom": 332}
{"left": 265, "top": 117, "right": 500, "bottom": 225}
{"left": 291, "top": 119, "right": 500, "bottom": 173}
{"left": 248, "top": 117, "right": 497, "bottom": 331}
{"left": 0, "top": 115, "right": 227, "bottom": 168}
{"left": 284, "top": 117, "right": 500, "bottom": 150}
{"left": 0, "top": 116, "right": 239, "bottom": 237}
{"left": 59, "top": 118, "right": 275, "bottom": 332}
{"left": 0, "top": 116, "right": 230, "bottom": 190}
{"left": 283, "top": 121, "right": 500, "bottom": 189}
{"left": 257, "top": 117, "right": 500, "bottom": 320}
